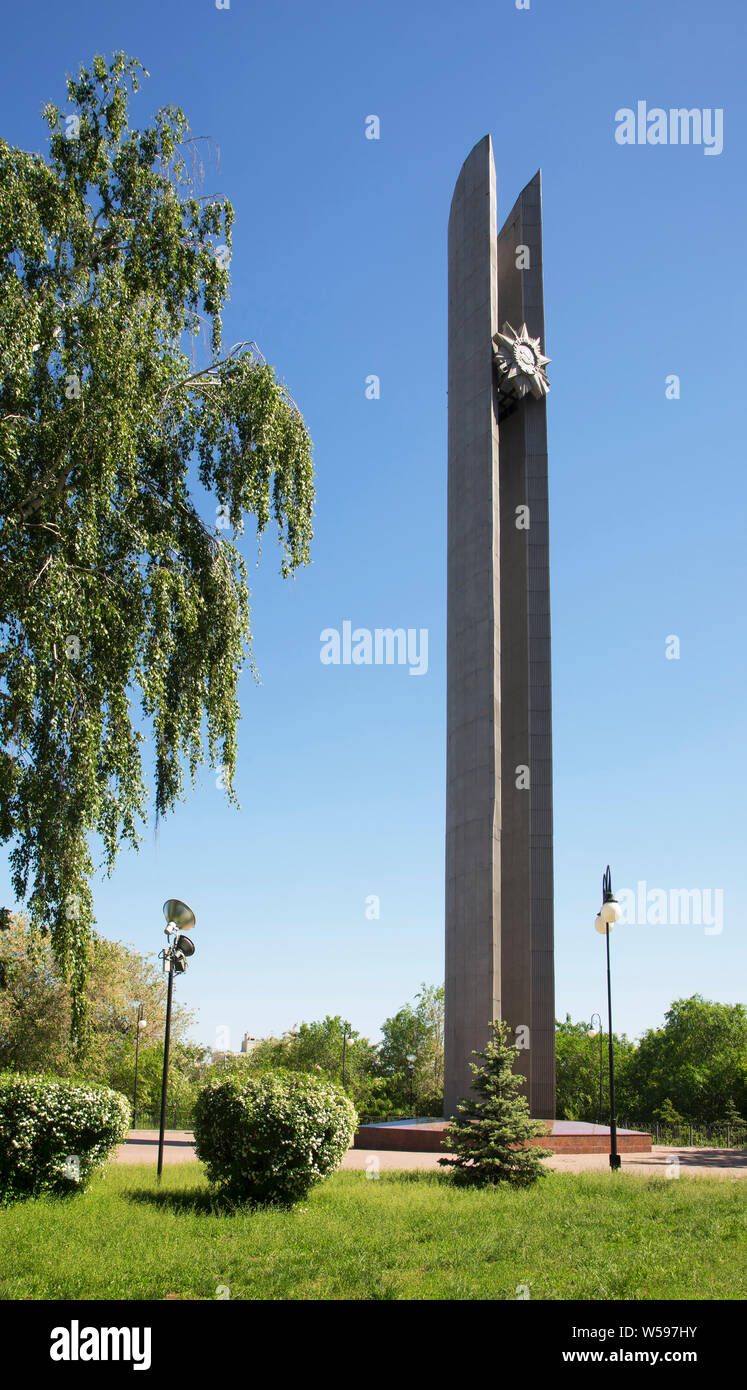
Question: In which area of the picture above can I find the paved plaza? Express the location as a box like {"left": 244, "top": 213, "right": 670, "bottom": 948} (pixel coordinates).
{"left": 115, "top": 1131, "right": 747, "bottom": 1179}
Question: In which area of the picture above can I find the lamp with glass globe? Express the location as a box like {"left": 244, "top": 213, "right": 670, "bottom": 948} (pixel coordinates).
{"left": 406, "top": 1053, "right": 417, "bottom": 1117}
{"left": 132, "top": 1004, "right": 148, "bottom": 1129}
{"left": 588, "top": 1013, "right": 604, "bottom": 1126}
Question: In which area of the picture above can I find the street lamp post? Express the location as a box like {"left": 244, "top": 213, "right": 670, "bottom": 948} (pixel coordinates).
{"left": 132, "top": 1004, "right": 147, "bottom": 1128}
{"left": 341, "top": 1025, "right": 353, "bottom": 1088}
{"left": 588, "top": 1013, "right": 604, "bottom": 1127}
{"left": 595, "top": 866, "right": 622, "bottom": 1172}
{"left": 406, "top": 1054, "right": 416, "bottom": 1116}
{"left": 157, "top": 899, "right": 197, "bottom": 1180}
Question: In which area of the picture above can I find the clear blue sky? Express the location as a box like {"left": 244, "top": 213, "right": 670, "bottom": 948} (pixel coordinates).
{"left": 2, "top": 0, "right": 745, "bottom": 1053}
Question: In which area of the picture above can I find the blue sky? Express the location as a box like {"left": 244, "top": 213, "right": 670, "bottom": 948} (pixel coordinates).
{"left": 1, "top": 0, "right": 745, "bottom": 1052}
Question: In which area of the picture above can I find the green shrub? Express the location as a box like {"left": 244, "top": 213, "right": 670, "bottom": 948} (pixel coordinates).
{"left": 193, "top": 1071, "right": 357, "bottom": 1207}
{"left": 0, "top": 1071, "right": 131, "bottom": 1202}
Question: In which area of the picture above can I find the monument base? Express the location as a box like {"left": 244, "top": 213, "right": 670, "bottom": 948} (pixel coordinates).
{"left": 354, "top": 1119, "right": 652, "bottom": 1155}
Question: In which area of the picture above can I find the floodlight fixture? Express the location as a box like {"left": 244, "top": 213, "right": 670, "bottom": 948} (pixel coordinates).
{"left": 157, "top": 899, "right": 198, "bottom": 1179}
{"left": 163, "top": 899, "right": 196, "bottom": 931}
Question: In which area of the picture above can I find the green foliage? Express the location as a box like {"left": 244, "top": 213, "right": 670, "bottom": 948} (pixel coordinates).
{"left": 440, "top": 1020, "right": 551, "bottom": 1187}
{"left": 238, "top": 991, "right": 446, "bottom": 1120}
{"left": 1, "top": 1164, "right": 745, "bottom": 1302}
{"left": 235, "top": 1016, "right": 388, "bottom": 1118}
{"left": 377, "top": 982, "right": 444, "bottom": 1113}
{"left": 555, "top": 1014, "right": 633, "bottom": 1123}
{"left": 0, "top": 1071, "right": 130, "bottom": 1201}
{"left": 0, "top": 911, "right": 70, "bottom": 1071}
{"left": 556, "top": 1000, "right": 747, "bottom": 1128}
{"left": 652, "top": 1098, "right": 683, "bottom": 1127}
{"left": 0, "top": 53, "right": 314, "bottom": 1035}
{"left": 720, "top": 1098, "right": 747, "bottom": 1139}
{"left": 0, "top": 911, "right": 198, "bottom": 1117}
{"left": 192, "top": 1071, "right": 357, "bottom": 1207}
{"left": 620, "top": 996, "right": 747, "bottom": 1123}
{"left": 278, "top": 1016, "right": 372, "bottom": 1083}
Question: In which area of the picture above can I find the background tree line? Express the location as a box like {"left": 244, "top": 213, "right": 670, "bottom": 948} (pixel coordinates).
{"left": 555, "top": 999, "right": 747, "bottom": 1129}
{"left": 0, "top": 913, "right": 443, "bottom": 1120}
{"left": 1, "top": 912, "right": 744, "bottom": 1127}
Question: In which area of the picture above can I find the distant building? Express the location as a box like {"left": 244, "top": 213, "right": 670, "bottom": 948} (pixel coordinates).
{"left": 240, "top": 1033, "right": 260, "bottom": 1054}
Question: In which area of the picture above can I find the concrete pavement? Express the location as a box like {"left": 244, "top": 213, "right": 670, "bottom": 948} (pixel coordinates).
{"left": 114, "top": 1132, "right": 747, "bottom": 1178}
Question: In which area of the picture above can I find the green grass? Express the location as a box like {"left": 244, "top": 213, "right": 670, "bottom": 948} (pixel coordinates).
{"left": 1, "top": 1164, "right": 744, "bottom": 1300}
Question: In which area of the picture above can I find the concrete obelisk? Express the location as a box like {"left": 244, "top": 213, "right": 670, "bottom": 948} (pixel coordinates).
{"left": 444, "top": 136, "right": 555, "bottom": 1119}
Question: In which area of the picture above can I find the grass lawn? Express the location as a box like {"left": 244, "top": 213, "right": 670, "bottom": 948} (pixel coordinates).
{"left": 0, "top": 1163, "right": 744, "bottom": 1301}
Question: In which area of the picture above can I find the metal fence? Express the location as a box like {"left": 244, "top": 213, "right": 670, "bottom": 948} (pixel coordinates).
{"left": 132, "top": 1108, "right": 194, "bottom": 1132}
{"left": 620, "top": 1119, "right": 747, "bottom": 1149}
{"left": 128, "top": 1108, "right": 746, "bottom": 1147}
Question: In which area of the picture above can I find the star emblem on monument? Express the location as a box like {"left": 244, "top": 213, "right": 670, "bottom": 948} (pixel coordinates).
{"left": 492, "top": 321, "right": 551, "bottom": 400}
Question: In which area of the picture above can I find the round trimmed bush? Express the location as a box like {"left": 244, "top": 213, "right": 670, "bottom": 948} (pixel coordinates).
{"left": 0, "top": 1072, "right": 131, "bottom": 1202}
{"left": 193, "top": 1072, "right": 357, "bottom": 1207}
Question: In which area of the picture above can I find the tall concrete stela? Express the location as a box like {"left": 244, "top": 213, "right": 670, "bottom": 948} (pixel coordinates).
{"left": 444, "top": 136, "right": 555, "bottom": 1119}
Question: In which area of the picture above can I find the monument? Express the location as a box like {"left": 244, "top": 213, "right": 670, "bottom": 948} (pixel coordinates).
{"left": 444, "top": 136, "right": 555, "bottom": 1120}
{"left": 355, "top": 138, "right": 648, "bottom": 1156}
{"left": 347, "top": 138, "right": 650, "bottom": 1156}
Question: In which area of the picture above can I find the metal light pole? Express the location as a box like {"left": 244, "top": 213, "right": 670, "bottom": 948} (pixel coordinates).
{"left": 157, "top": 899, "right": 197, "bottom": 1180}
{"left": 595, "top": 866, "right": 622, "bottom": 1172}
{"left": 588, "top": 1013, "right": 604, "bottom": 1127}
{"left": 132, "top": 1004, "right": 147, "bottom": 1128}
{"left": 341, "top": 1025, "right": 353, "bottom": 1088}
{"left": 406, "top": 1054, "right": 416, "bottom": 1116}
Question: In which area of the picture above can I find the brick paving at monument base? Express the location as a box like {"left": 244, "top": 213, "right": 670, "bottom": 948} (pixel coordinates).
{"left": 354, "top": 1118, "right": 652, "bottom": 1154}
{"left": 115, "top": 1132, "right": 747, "bottom": 1178}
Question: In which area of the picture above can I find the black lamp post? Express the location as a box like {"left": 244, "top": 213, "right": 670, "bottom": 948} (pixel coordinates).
{"left": 588, "top": 1012, "right": 604, "bottom": 1127}
{"left": 406, "top": 1054, "right": 416, "bottom": 1116}
{"left": 132, "top": 1003, "right": 147, "bottom": 1128}
{"left": 595, "top": 866, "right": 622, "bottom": 1172}
{"left": 157, "top": 899, "right": 197, "bottom": 1180}
{"left": 341, "top": 1024, "right": 353, "bottom": 1088}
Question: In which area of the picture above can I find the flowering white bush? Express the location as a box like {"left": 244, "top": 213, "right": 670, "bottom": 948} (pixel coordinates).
{"left": 0, "top": 1072, "right": 131, "bottom": 1201}
{"left": 193, "top": 1072, "right": 357, "bottom": 1207}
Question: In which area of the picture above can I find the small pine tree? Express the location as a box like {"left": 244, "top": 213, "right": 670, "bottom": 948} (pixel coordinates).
{"left": 722, "top": 1098, "right": 746, "bottom": 1138}
{"left": 439, "top": 1021, "right": 552, "bottom": 1187}
{"left": 653, "top": 1098, "right": 683, "bottom": 1129}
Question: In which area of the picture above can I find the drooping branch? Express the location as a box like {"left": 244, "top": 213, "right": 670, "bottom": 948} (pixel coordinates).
{"left": 0, "top": 52, "right": 314, "bottom": 1039}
